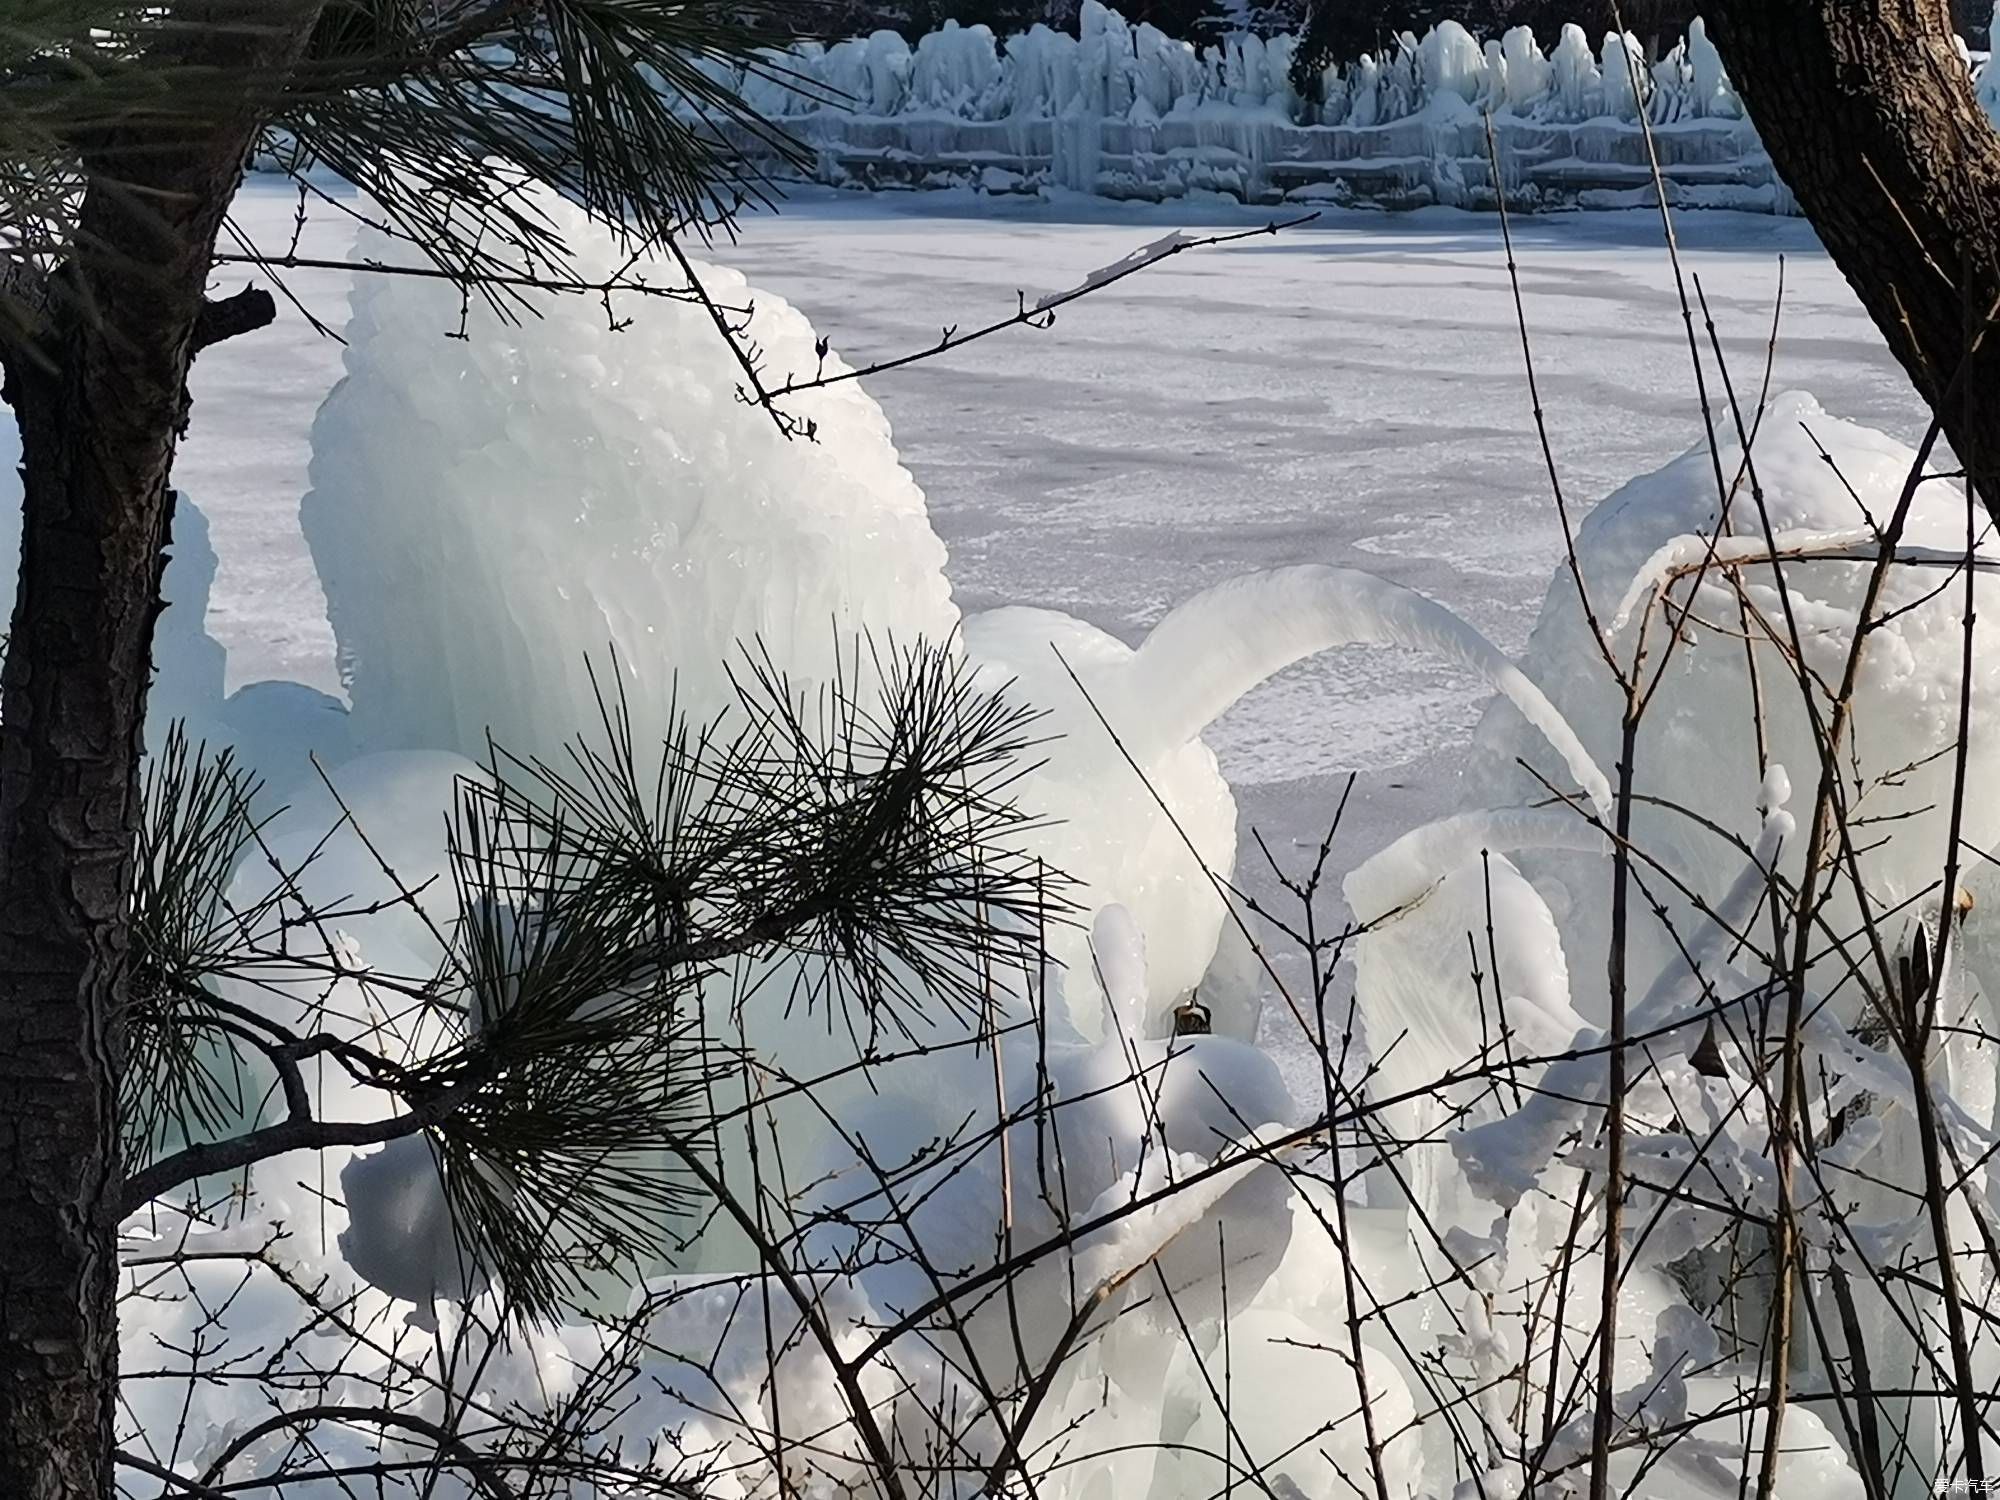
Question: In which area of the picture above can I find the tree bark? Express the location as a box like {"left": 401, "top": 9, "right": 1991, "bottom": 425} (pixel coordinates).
{"left": 0, "top": 9, "right": 319, "bottom": 1496}
{"left": 1706, "top": 0, "right": 2000, "bottom": 518}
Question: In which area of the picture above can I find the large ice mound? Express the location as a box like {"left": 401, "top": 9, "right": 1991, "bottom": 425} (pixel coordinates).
{"left": 1466, "top": 390, "right": 2000, "bottom": 1026}
{"left": 293, "top": 186, "right": 1620, "bottom": 1053}
{"left": 302, "top": 195, "right": 957, "bottom": 766}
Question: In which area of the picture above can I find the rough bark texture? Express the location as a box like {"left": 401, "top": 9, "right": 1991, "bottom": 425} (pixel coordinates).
{"left": 0, "top": 9, "right": 319, "bottom": 1497}
{"left": 1707, "top": 0, "right": 2000, "bottom": 517}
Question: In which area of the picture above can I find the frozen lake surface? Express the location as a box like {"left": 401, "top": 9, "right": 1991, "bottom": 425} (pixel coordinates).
{"left": 186, "top": 182, "right": 1923, "bottom": 953}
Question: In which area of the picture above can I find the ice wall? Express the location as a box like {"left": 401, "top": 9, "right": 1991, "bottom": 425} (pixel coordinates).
{"left": 729, "top": 7, "right": 1755, "bottom": 129}
{"left": 704, "top": 6, "right": 1791, "bottom": 211}
{"left": 245, "top": 8, "right": 2000, "bottom": 211}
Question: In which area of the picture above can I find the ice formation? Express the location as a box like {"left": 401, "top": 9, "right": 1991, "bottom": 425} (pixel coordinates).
{"left": 299, "top": 184, "right": 1612, "bottom": 1063}
{"left": 104, "top": 172, "right": 1992, "bottom": 1497}
{"left": 0, "top": 417, "right": 318, "bottom": 765}
{"left": 799, "top": 909, "right": 1300, "bottom": 1383}
{"left": 338, "top": 1135, "right": 490, "bottom": 1317}
{"left": 1424, "top": 393, "right": 2000, "bottom": 1493}
{"left": 730, "top": 4, "right": 1754, "bottom": 133}
{"left": 965, "top": 563, "right": 1611, "bottom": 1042}
{"left": 243, "top": 4, "right": 2000, "bottom": 206}
{"left": 681, "top": 4, "right": 1790, "bottom": 210}
{"left": 606, "top": 6, "right": 2000, "bottom": 213}
{"left": 1466, "top": 391, "right": 2000, "bottom": 1028}
{"left": 302, "top": 200, "right": 957, "bottom": 770}
{"left": 1346, "top": 836, "right": 1583, "bottom": 1230}
{"left": 247, "top": 4, "right": 1824, "bottom": 209}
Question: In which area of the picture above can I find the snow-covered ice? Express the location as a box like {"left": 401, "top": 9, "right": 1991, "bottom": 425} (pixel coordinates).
{"left": 1468, "top": 389, "right": 2000, "bottom": 1029}
{"left": 303, "top": 222, "right": 956, "bottom": 768}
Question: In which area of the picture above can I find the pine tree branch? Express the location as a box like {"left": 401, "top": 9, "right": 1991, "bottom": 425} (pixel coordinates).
{"left": 119, "top": 881, "right": 964, "bottom": 1216}
{"left": 195, "top": 1404, "right": 519, "bottom": 1500}
{"left": 119, "top": 1076, "right": 481, "bottom": 1215}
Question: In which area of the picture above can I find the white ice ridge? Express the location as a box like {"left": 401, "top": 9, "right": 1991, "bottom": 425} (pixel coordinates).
{"left": 1127, "top": 563, "right": 1612, "bottom": 814}
{"left": 246, "top": 8, "right": 1810, "bottom": 211}
{"left": 721, "top": 5, "right": 1754, "bottom": 130}
{"left": 603, "top": 6, "right": 1993, "bottom": 212}
{"left": 250, "top": 10, "right": 2000, "bottom": 211}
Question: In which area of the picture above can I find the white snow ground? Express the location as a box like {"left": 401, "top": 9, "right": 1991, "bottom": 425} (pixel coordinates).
{"left": 186, "top": 180, "right": 1926, "bottom": 1029}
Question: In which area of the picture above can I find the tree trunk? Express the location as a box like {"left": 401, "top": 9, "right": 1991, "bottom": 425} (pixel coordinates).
{"left": 1706, "top": 0, "right": 2000, "bottom": 518}
{"left": 0, "top": 10, "right": 319, "bottom": 1496}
